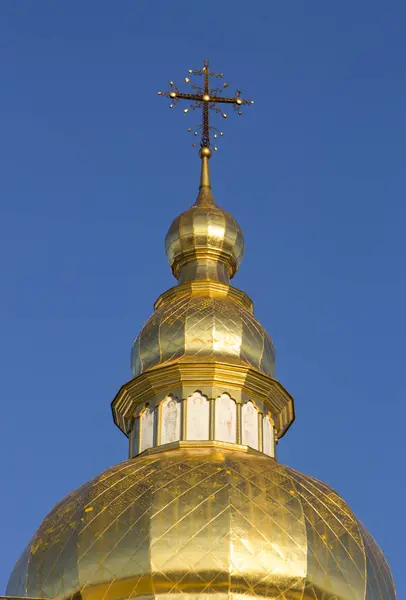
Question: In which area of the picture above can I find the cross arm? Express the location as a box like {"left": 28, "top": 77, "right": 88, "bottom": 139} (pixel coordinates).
{"left": 159, "top": 91, "right": 203, "bottom": 102}
{"left": 209, "top": 95, "right": 253, "bottom": 105}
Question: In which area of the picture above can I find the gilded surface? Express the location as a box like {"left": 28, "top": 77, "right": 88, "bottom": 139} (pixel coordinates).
{"left": 164, "top": 150, "right": 244, "bottom": 286}
{"left": 166, "top": 202, "right": 244, "bottom": 284}
{"left": 7, "top": 447, "right": 395, "bottom": 600}
{"left": 131, "top": 283, "right": 275, "bottom": 378}
{"left": 131, "top": 142, "right": 275, "bottom": 381}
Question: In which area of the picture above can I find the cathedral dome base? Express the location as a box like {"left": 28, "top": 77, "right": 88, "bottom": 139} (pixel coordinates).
{"left": 7, "top": 447, "right": 394, "bottom": 600}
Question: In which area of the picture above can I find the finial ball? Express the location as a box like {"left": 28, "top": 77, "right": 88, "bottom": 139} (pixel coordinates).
{"left": 199, "top": 146, "right": 212, "bottom": 159}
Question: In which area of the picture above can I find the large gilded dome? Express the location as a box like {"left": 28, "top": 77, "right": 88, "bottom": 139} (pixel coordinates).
{"left": 131, "top": 282, "right": 276, "bottom": 377}
{"left": 7, "top": 446, "right": 395, "bottom": 600}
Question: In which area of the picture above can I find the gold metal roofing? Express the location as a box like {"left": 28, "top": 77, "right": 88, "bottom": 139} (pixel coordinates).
{"left": 6, "top": 447, "right": 396, "bottom": 600}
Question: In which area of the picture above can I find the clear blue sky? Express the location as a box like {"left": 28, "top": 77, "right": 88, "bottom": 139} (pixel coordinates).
{"left": 1, "top": 1, "right": 404, "bottom": 595}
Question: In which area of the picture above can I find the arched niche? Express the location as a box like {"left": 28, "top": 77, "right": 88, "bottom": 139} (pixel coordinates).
{"left": 215, "top": 393, "right": 236, "bottom": 443}
{"left": 262, "top": 414, "right": 275, "bottom": 457}
{"left": 161, "top": 396, "right": 181, "bottom": 444}
{"left": 140, "top": 405, "right": 155, "bottom": 452}
{"left": 242, "top": 400, "right": 259, "bottom": 450}
{"left": 186, "top": 391, "right": 209, "bottom": 440}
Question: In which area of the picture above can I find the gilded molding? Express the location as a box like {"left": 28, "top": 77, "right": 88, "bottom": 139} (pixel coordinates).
{"left": 111, "top": 359, "right": 295, "bottom": 439}
{"left": 154, "top": 279, "right": 254, "bottom": 313}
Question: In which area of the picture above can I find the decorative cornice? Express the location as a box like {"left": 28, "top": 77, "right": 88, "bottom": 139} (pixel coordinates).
{"left": 154, "top": 279, "right": 254, "bottom": 312}
{"left": 138, "top": 439, "right": 276, "bottom": 458}
{"left": 111, "top": 359, "right": 294, "bottom": 439}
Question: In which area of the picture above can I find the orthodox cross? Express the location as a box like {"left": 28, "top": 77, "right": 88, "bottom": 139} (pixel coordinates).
{"left": 158, "top": 59, "right": 253, "bottom": 150}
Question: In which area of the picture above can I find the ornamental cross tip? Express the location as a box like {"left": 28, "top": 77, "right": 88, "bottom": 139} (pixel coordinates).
{"left": 158, "top": 59, "right": 253, "bottom": 152}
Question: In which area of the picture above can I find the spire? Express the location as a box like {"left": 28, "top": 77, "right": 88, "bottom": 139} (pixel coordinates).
{"left": 195, "top": 147, "right": 215, "bottom": 207}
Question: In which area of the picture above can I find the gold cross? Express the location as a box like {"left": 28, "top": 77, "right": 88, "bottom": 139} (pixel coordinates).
{"left": 158, "top": 59, "right": 253, "bottom": 150}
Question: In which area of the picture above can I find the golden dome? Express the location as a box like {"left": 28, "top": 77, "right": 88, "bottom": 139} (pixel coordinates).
{"left": 131, "top": 280, "right": 275, "bottom": 377}
{"left": 165, "top": 149, "right": 244, "bottom": 285}
{"left": 131, "top": 151, "right": 273, "bottom": 379}
{"left": 7, "top": 446, "right": 395, "bottom": 600}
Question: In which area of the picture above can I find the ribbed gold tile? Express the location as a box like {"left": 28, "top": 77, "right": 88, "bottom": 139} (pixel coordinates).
{"left": 6, "top": 448, "right": 396, "bottom": 600}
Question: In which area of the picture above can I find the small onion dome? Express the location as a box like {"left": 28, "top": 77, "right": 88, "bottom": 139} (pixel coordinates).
{"left": 165, "top": 147, "right": 244, "bottom": 284}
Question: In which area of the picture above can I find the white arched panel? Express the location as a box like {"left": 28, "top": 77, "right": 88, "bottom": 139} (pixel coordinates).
{"left": 140, "top": 406, "right": 155, "bottom": 452}
{"left": 161, "top": 396, "right": 181, "bottom": 444}
{"left": 242, "top": 401, "right": 258, "bottom": 449}
{"left": 215, "top": 393, "right": 236, "bottom": 443}
{"left": 263, "top": 414, "right": 275, "bottom": 457}
{"left": 187, "top": 392, "right": 209, "bottom": 440}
